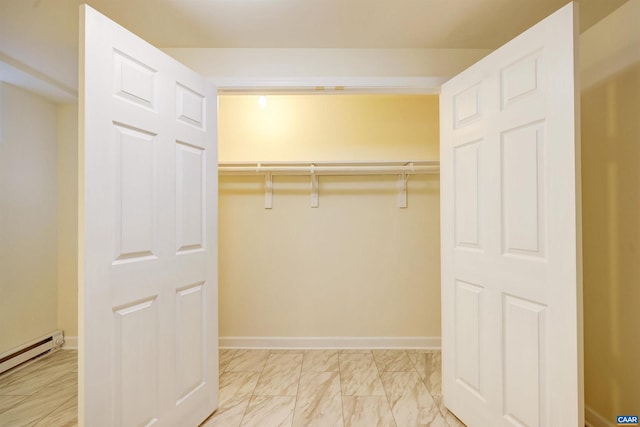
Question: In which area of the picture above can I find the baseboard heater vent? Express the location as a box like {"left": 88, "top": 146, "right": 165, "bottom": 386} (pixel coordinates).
{"left": 0, "top": 330, "right": 64, "bottom": 375}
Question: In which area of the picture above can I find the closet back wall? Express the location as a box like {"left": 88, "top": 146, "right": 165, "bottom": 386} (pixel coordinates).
{"left": 218, "top": 94, "right": 440, "bottom": 342}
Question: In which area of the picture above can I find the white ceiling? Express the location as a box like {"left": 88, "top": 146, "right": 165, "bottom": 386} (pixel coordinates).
{"left": 0, "top": 0, "right": 628, "bottom": 102}
{"left": 2, "top": 0, "right": 629, "bottom": 49}
{"left": 94, "top": 0, "right": 626, "bottom": 49}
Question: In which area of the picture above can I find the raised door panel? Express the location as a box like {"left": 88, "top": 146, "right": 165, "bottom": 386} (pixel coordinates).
{"left": 176, "top": 84, "right": 205, "bottom": 129}
{"left": 175, "top": 283, "right": 205, "bottom": 404}
{"left": 455, "top": 280, "right": 484, "bottom": 399}
{"left": 113, "top": 50, "right": 157, "bottom": 111}
{"left": 500, "top": 51, "right": 542, "bottom": 110}
{"left": 454, "top": 141, "right": 482, "bottom": 251}
{"left": 501, "top": 122, "right": 546, "bottom": 258}
{"left": 502, "top": 295, "right": 547, "bottom": 427}
{"left": 112, "top": 124, "right": 158, "bottom": 263}
{"left": 176, "top": 142, "right": 205, "bottom": 254}
{"left": 113, "top": 298, "right": 159, "bottom": 426}
{"left": 454, "top": 84, "right": 482, "bottom": 129}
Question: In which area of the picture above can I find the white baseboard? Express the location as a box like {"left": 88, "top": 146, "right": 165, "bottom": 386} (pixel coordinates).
{"left": 62, "top": 336, "right": 78, "bottom": 350}
{"left": 585, "top": 405, "right": 615, "bottom": 427}
{"left": 62, "top": 335, "right": 440, "bottom": 350}
{"left": 219, "top": 336, "right": 440, "bottom": 350}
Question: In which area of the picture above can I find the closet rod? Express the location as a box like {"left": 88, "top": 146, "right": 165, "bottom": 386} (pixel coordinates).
{"left": 218, "top": 161, "right": 440, "bottom": 176}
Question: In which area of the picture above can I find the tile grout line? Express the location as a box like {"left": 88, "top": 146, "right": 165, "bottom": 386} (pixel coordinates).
{"left": 237, "top": 351, "right": 267, "bottom": 427}
{"left": 430, "top": 352, "right": 456, "bottom": 426}
{"left": 220, "top": 349, "right": 237, "bottom": 375}
{"left": 289, "top": 351, "right": 306, "bottom": 427}
{"left": 338, "top": 351, "right": 348, "bottom": 427}
{"left": 409, "top": 350, "right": 455, "bottom": 426}
{"left": 373, "top": 350, "right": 400, "bottom": 427}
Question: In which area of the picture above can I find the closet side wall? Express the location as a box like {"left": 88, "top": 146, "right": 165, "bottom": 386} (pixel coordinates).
{"left": 0, "top": 83, "right": 58, "bottom": 353}
{"left": 218, "top": 94, "right": 441, "bottom": 339}
{"left": 57, "top": 103, "right": 78, "bottom": 343}
{"left": 581, "top": 0, "right": 640, "bottom": 422}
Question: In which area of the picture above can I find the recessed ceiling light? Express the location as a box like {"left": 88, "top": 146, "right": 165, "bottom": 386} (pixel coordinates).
{"left": 258, "top": 96, "right": 267, "bottom": 108}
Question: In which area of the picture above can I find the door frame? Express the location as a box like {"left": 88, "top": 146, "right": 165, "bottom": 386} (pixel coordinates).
{"left": 212, "top": 76, "right": 447, "bottom": 95}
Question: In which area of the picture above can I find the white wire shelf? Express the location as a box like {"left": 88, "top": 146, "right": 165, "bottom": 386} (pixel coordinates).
{"left": 218, "top": 160, "right": 440, "bottom": 209}
{"left": 218, "top": 160, "right": 440, "bottom": 176}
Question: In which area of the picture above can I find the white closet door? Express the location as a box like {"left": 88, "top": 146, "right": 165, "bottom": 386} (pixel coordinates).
{"left": 79, "top": 5, "right": 218, "bottom": 426}
{"left": 440, "top": 3, "right": 582, "bottom": 426}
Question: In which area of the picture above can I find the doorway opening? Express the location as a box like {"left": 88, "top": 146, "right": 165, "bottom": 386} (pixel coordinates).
{"left": 216, "top": 91, "right": 442, "bottom": 346}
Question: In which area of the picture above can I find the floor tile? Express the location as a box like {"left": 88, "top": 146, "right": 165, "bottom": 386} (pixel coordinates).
{"left": 409, "top": 351, "right": 441, "bottom": 395}
{"left": 0, "top": 351, "right": 75, "bottom": 396}
{"left": 206, "top": 369, "right": 262, "bottom": 427}
{"left": 380, "top": 371, "right": 447, "bottom": 426}
{"left": 408, "top": 353, "right": 467, "bottom": 426}
{"left": 226, "top": 350, "right": 270, "bottom": 373}
{"left": 1, "top": 347, "right": 457, "bottom": 427}
{"left": 292, "top": 371, "right": 343, "bottom": 427}
{"left": 372, "top": 350, "right": 415, "bottom": 372}
{"left": 444, "top": 410, "right": 467, "bottom": 427}
{"left": 201, "top": 397, "right": 250, "bottom": 427}
{"left": 342, "top": 396, "right": 396, "bottom": 427}
{"left": 220, "top": 349, "right": 237, "bottom": 373}
{"left": 339, "top": 353, "right": 385, "bottom": 396}
{"left": 219, "top": 372, "right": 260, "bottom": 407}
{"left": 32, "top": 395, "right": 77, "bottom": 427}
{"left": 302, "top": 351, "right": 339, "bottom": 372}
{"left": 0, "top": 395, "right": 28, "bottom": 414}
{"left": 240, "top": 395, "right": 296, "bottom": 427}
{"left": 0, "top": 371, "right": 76, "bottom": 427}
{"left": 44, "top": 350, "right": 78, "bottom": 366}
{"left": 254, "top": 354, "right": 303, "bottom": 396}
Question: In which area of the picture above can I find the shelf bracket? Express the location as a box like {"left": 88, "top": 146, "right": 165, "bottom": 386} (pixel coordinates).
{"left": 310, "top": 165, "right": 319, "bottom": 208}
{"left": 398, "top": 171, "right": 408, "bottom": 208}
{"left": 264, "top": 171, "right": 273, "bottom": 209}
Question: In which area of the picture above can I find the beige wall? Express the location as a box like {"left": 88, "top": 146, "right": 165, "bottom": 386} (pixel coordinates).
{"left": 57, "top": 103, "right": 78, "bottom": 340}
{"left": 0, "top": 83, "right": 58, "bottom": 353}
{"left": 581, "top": 0, "right": 640, "bottom": 422}
{"left": 218, "top": 94, "right": 441, "bottom": 338}
{"left": 219, "top": 95, "right": 439, "bottom": 162}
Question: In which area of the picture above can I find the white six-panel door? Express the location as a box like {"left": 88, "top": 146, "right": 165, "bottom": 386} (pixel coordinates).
{"left": 440, "top": 3, "right": 582, "bottom": 426}
{"left": 79, "top": 5, "right": 218, "bottom": 426}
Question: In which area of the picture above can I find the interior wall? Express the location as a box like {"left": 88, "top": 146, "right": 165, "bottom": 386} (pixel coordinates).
{"left": 57, "top": 103, "right": 78, "bottom": 341}
{"left": 580, "top": 0, "right": 640, "bottom": 422}
{"left": 0, "top": 83, "right": 58, "bottom": 353}
{"left": 218, "top": 94, "right": 440, "bottom": 339}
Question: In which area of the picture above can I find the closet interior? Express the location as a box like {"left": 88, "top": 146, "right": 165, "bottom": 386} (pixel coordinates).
{"left": 217, "top": 93, "right": 442, "bottom": 345}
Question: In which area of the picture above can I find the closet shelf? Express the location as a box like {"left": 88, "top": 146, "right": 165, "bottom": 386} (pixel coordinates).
{"left": 218, "top": 160, "right": 439, "bottom": 176}
{"left": 218, "top": 160, "right": 440, "bottom": 209}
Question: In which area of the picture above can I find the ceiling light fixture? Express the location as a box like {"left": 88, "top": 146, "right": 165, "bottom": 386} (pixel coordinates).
{"left": 258, "top": 96, "right": 267, "bottom": 108}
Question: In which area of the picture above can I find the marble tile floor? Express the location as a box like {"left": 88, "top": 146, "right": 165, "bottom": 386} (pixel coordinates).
{"left": 203, "top": 349, "right": 466, "bottom": 427}
{"left": 0, "top": 349, "right": 78, "bottom": 427}
{"left": 0, "top": 348, "right": 465, "bottom": 427}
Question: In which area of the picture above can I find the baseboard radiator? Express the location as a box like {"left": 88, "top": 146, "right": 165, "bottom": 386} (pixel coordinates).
{"left": 0, "top": 330, "right": 64, "bottom": 375}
